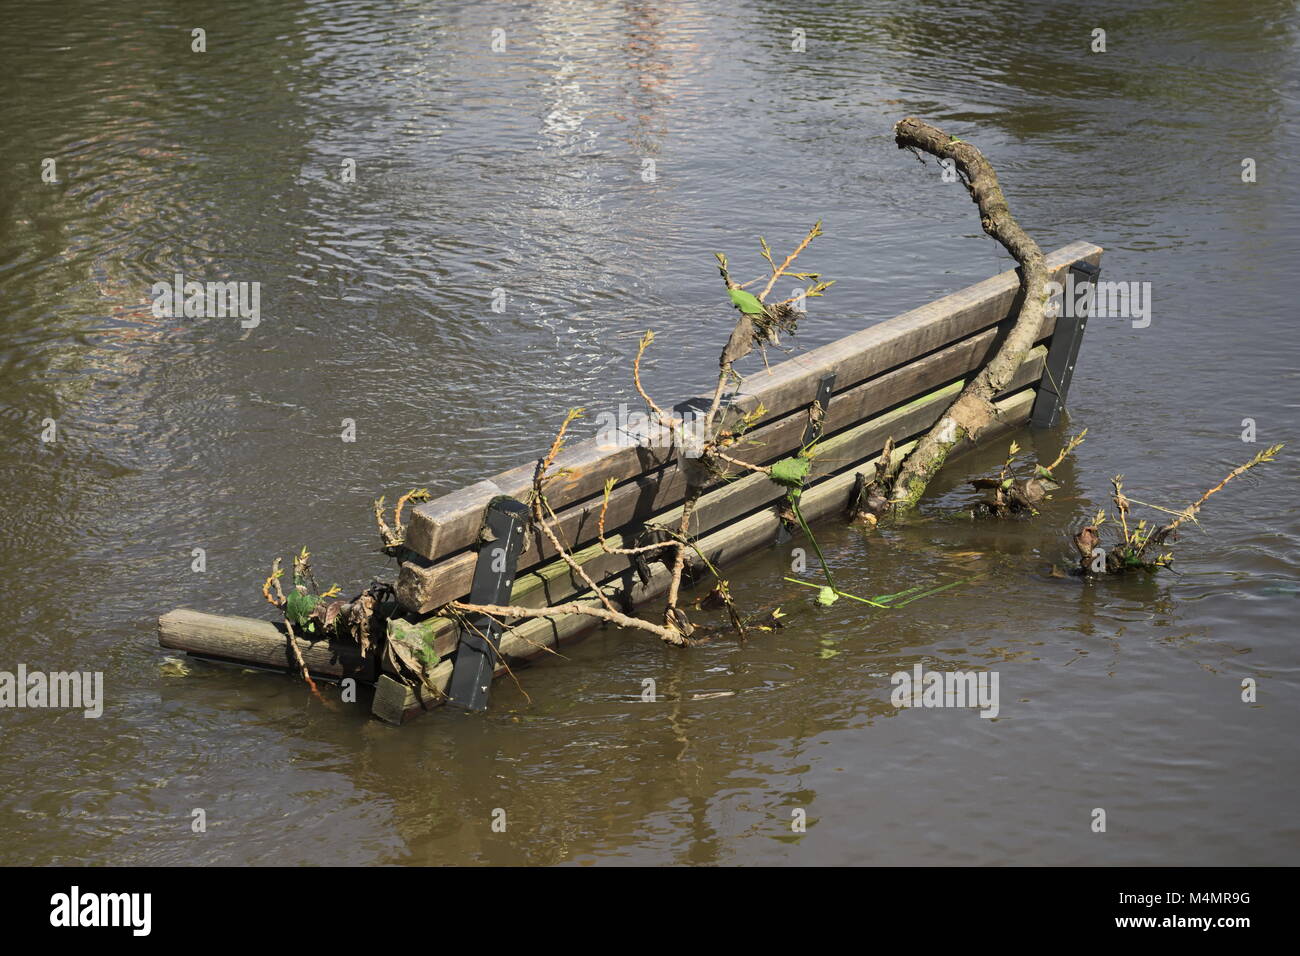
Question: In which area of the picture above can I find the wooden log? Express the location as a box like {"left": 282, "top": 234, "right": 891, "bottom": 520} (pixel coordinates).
{"left": 402, "top": 242, "right": 1102, "bottom": 564}
{"left": 374, "top": 387, "right": 1038, "bottom": 722}
{"left": 396, "top": 344, "right": 1048, "bottom": 614}
{"left": 158, "top": 609, "right": 377, "bottom": 682}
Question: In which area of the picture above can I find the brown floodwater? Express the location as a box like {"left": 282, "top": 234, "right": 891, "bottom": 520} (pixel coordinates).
{"left": 1, "top": 0, "right": 1297, "bottom": 865}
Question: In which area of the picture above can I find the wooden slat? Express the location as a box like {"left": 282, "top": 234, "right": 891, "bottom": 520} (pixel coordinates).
{"left": 372, "top": 667, "right": 452, "bottom": 725}
{"left": 158, "top": 609, "right": 377, "bottom": 682}
{"left": 395, "top": 342, "right": 1049, "bottom": 614}
{"left": 373, "top": 387, "right": 1038, "bottom": 723}
{"left": 402, "top": 241, "right": 1102, "bottom": 563}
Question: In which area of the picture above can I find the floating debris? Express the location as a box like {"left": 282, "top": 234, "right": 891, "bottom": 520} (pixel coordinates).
{"left": 159, "top": 656, "right": 190, "bottom": 678}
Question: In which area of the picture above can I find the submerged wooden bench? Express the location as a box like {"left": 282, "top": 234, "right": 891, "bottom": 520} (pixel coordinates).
{"left": 159, "top": 240, "right": 1102, "bottom": 724}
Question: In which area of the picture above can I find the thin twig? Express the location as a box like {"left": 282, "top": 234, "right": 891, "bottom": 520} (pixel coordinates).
{"left": 759, "top": 220, "right": 823, "bottom": 301}
{"left": 452, "top": 599, "right": 689, "bottom": 645}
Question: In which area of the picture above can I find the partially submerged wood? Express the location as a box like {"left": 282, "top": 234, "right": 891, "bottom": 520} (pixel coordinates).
{"left": 161, "top": 220, "right": 1103, "bottom": 722}
{"left": 158, "top": 609, "right": 377, "bottom": 682}
{"left": 372, "top": 667, "right": 451, "bottom": 726}
{"left": 372, "top": 387, "right": 1037, "bottom": 723}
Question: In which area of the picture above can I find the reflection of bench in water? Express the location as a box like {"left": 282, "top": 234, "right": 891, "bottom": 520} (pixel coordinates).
{"left": 159, "top": 240, "right": 1102, "bottom": 725}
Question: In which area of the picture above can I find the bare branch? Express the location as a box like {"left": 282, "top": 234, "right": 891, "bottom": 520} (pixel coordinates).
{"left": 889, "top": 118, "right": 1051, "bottom": 508}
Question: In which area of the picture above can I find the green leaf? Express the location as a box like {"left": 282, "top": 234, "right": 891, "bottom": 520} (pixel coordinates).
{"left": 728, "top": 288, "right": 766, "bottom": 315}
{"left": 1000, "top": 477, "right": 1014, "bottom": 489}
{"left": 871, "top": 585, "right": 925, "bottom": 605}
{"left": 284, "top": 589, "right": 319, "bottom": 627}
{"left": 769, "top": 455, "right": 812, "bottom": 490}
{"left": 836, "top": 589, "right": 889, "bottom": 608}
{"left": 887, "top": 577, "right": 971, "bottom": 607}
{"left": 817, "top": 586, "right": 839, "bottom": 606}
{"left": 1035, "top": 465, "right": 1052, "bottom": 478}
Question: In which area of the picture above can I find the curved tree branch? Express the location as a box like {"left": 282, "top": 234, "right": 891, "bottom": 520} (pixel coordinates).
{"left": 889, "top": 117, "right": 1051, "bottom": 508}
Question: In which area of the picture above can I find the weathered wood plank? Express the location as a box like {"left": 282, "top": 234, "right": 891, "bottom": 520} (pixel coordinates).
{"left": 372, "top": 667, "right": 451, "bottom": 725}
{"left": 395, "top": 344, "right": 1048, "bottom": 614}
{"left": 402, "top": 242, "right": 1101, "bottom": 564}
{"left": 158, "top": 609, "right": 377, "bottom": 682}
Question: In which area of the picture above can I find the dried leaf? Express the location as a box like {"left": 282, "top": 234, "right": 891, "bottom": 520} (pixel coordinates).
{"left": 720, "top": 314, "right": 756, "bottom": 365}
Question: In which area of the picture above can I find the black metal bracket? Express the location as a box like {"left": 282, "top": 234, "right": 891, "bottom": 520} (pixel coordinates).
{"left": 1030, "top": 259, "right": 1099, "bottom": 430}
{"left": 801, "top": 373, "right": 836, "bottom": 448}
{"left": 776, "top": 373, "right": 836, "bottom": 545}
{"left": 445, "top": 496, "right": 530, "bottom": 712}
